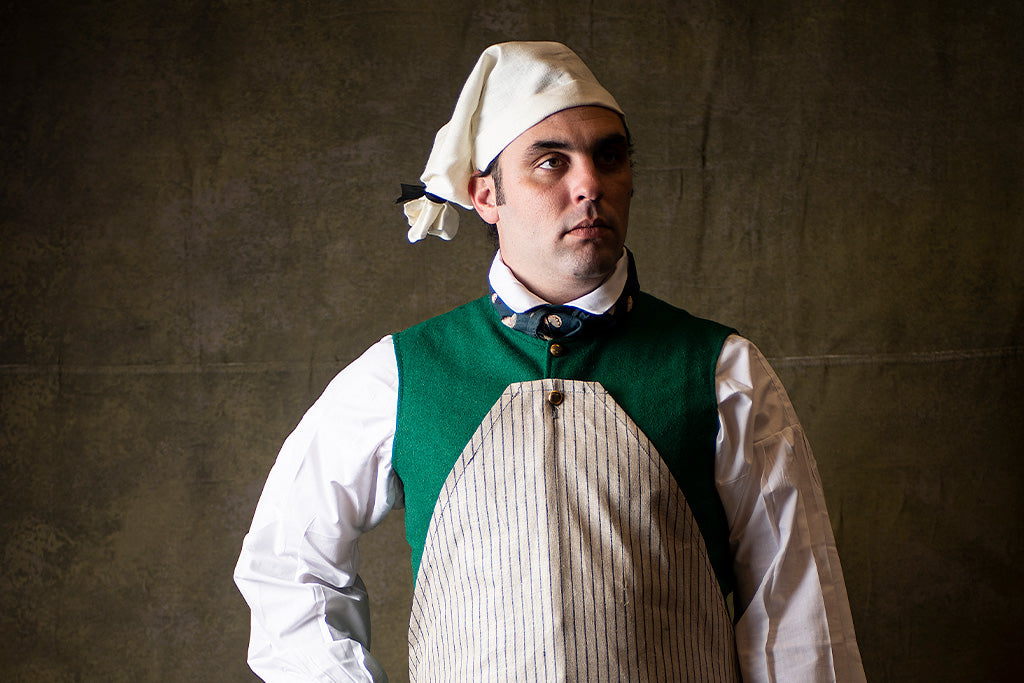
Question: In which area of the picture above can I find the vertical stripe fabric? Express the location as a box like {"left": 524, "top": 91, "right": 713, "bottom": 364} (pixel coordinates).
{"left": 408, "top": 379, "right": 740, "bottom": 682}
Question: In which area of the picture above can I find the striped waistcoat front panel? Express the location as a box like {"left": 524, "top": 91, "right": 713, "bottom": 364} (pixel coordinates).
{"left": 408, "top": 379, "right": 740, "bottom": 682}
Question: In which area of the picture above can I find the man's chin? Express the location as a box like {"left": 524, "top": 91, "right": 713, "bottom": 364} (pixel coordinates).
{"left": 564, "top": 251, "right": 620, "bottom": 283}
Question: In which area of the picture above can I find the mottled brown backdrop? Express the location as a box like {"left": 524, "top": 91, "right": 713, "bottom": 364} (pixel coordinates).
{"left": 2, "top": 1, "right": 1022, "bottom": 681}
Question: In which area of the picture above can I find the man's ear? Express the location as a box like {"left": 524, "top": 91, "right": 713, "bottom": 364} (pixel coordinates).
{"left": 469, "top": 174, "right": 500, "bottom": 225}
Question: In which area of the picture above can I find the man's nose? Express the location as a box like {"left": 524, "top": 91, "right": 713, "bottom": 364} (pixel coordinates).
{"left": 571, "top": 159, "right": 604, "bottom": 202}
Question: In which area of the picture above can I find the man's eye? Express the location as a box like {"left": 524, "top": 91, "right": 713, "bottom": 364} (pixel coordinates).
{"left": 538, "top": 157, "right": 564, "bottom": 169}
{"left": 599, "top": 149, "right": 626, "bottom": 165}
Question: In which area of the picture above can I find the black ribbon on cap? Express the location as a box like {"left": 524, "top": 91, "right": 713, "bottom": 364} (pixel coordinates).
{"left": 396, "top": 183, "right": 446, "bottom": 205}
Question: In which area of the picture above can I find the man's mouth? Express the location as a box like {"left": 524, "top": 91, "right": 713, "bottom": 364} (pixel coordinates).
{"left": 566, "top": 219, "right": 610, "bottom": 237}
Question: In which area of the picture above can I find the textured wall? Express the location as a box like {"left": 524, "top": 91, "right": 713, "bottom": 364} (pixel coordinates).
{"left": 2, "top": 1, "right": 1022, "bottom": 681}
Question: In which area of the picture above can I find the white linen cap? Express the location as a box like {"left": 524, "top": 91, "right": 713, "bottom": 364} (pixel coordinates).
{"left": 403, "top": 41, "right": 624, "bottom": 242}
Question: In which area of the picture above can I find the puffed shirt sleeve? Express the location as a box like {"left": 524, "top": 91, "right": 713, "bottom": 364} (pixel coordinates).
{"left": 715, "top": 335, "right": 866, "bottom": 683}
{"left": 234, "top": 337, "right": 401, "bottom": 682}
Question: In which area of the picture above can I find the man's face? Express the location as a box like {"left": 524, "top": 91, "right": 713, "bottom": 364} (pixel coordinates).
{"left": 470, "top": 106, "right": 632, "bottom": 304}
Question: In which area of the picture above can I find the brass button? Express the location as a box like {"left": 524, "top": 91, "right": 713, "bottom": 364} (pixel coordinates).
{"left": 549, "top": 343, "right": 565, "bottom": 357}
{"left": 546, "top": 390, "right": 563, "bottom": 406}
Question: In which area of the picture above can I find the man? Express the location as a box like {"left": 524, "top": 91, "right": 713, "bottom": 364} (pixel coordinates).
{"left": 235, "top": 42, "right": 866, "bottom": 682}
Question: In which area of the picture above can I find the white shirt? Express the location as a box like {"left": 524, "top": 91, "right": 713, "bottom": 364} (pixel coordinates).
{"left": 234, "top": 251, "right": 866, "bottom": 682}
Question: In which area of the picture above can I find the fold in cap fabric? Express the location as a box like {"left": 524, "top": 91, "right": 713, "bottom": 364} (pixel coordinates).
{"left": 403, "top": 195, "right": 460, "bottom": 242}
{"left": 403, "top": 41, "right": 624, "bottom": 242}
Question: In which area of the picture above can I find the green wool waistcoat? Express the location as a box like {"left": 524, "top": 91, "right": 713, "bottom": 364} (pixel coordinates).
{"left": 391, "top": 291, "right": 737, "bottom": 595}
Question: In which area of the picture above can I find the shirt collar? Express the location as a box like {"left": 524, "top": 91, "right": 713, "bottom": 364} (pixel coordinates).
{"left": 487, "top": 249, "right": 629, "bottom": 315}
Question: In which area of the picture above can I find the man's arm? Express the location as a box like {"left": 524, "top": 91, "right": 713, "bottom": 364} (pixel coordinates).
{"left": 234, "top": 337, "right": 401, "bottom": 682}
{"left": 714, "top": 335, "right": 866, "bottom": 682}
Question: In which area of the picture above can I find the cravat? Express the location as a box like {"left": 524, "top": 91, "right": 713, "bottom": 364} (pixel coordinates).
{"left": 490, "top": 251, "right": 639, "bottom": 340}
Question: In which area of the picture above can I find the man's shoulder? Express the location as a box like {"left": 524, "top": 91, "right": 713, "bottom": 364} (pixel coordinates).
{"left": 632, "top": 290, "right": 736, "bottom": 339}
{"left": 395, "top": 295, "right": 493, "bottom": 340}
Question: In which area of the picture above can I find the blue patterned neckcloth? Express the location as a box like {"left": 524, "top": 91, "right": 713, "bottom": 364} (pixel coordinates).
{"left": 490, "top": 250, "right": 641, "bottom": 340}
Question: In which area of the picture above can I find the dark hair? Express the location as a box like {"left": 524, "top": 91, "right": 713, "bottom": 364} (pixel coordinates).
{"left": 480, "top": 155, "right": 506, "bottom": 205}
{"left": 477, "top": 156, "right": 504, "bottom": 244}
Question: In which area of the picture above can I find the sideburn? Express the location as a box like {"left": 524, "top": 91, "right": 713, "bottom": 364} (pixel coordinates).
{"left": 482, "top": 156, "right": 506, "bottom": 206}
